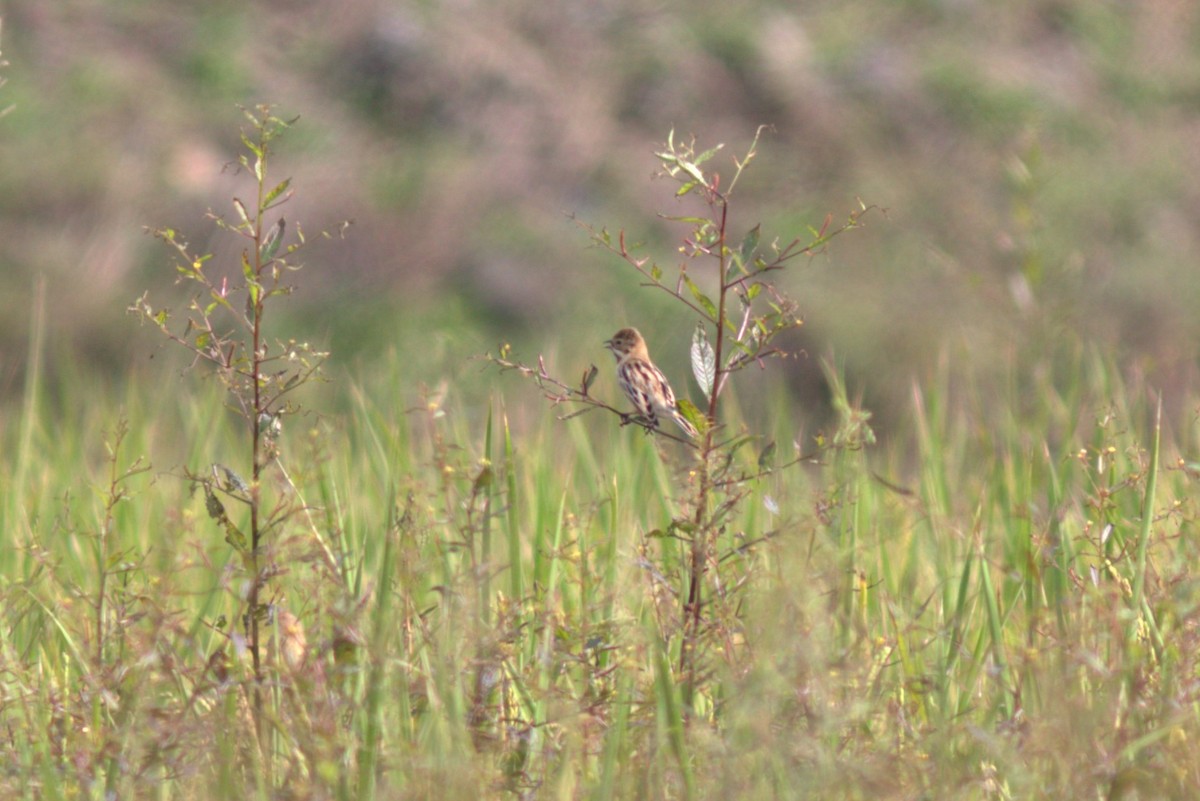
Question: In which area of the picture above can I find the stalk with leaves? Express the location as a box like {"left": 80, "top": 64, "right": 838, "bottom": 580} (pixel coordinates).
{"left": 495, "top": 127, "right": 876, "bottom": 713}
{"left": 131, "top": 105, "right": 343, "bottom": 744}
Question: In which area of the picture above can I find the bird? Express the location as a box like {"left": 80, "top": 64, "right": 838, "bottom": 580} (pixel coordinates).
{"left": 604, "top": 327, "right": 698, "bottom": 438}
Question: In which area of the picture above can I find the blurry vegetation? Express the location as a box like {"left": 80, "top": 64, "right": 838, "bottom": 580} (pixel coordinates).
{"left": 3, "top": 114, "right": 1200, "bottom": 794}
{"left": 3, "top": 1, "right": 1200, "bottom": 424}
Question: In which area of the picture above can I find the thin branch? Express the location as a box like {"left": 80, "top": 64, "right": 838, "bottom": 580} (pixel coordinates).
{"left": 489, "top": 352, "right": 699, "bottom": 448}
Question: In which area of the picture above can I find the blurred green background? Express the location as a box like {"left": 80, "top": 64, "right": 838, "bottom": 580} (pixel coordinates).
{"left": 3, "top": 0, "right": 1199, "bottom": 435}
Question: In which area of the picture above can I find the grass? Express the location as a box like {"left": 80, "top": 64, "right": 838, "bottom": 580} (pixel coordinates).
{"left": 2, "top": 284, "right": 1199, "bottom": 799}
{"left": 3, "top": 97, "right": 1198, "bottom": 799}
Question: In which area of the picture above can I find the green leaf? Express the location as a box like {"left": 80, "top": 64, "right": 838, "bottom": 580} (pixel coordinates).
{"left": 224, "top": 520, "right": 249, "bottom": 557}
{"left": 263, "top": 178, "right": 291, "bottom": 209}
{"left": 746, "top": 283, "right": 762, "bottom": 301}
{"left": 678, "top": 158, "right": 706, "bottom": 186}
{"left": 693, "top": 143, "right": 724, "bottom": 165}
{"left": 690, "top": 323, "right": 715, "bottom": 401}
{"left": 219, "top": 464, "right": 250, "bottom": 493}
{"left": 472, "top": 466, "right": 494, "bottom": 494}
{"left": 240, "top": 134, "right": 262, "bottom": 159}
{"left": 736, "top": 224, "right": 760, "bottom": 272}
{"left": 676, "top": 181, "right": 697, "bottom": 197}
{"left": 727, "top": 335, "right": 753, "bottom": 356}
{"left": 724, "top": 434, "right": 758, "bottom": 455}
{"left": 581, "top": 364, "right": 598, "bottom": 395}
{"left": 683, "top": 275, "right": 718, "bottom": 320}
{"left": 259, "top": 218, "right": 285, "bottom": 261}
{"left": 758, "top": 440, "right": 776, "bottom": 470}
{"left": 208, "top": 288, "right": 235, "bottom": 315}
{"left": 232, "top": 198, "right": 251, "bottom": 228}
{"left": 671, "top": 519, "right": 697, "bottom": 535}
{"left": 204, "top": 485, "right": 226, "bottom": 520}
{"left": 677, "top": 398, "right": 707, "bottom": 434}
{"left": 649, "top": 263, "right": 662, "bottom": 282}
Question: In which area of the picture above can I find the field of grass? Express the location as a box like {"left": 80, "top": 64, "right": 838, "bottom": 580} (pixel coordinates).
{"left": 6, "top": 290, "right": 1199, "bottom": 800}
{"left": 4, "top": 114, "right": 1200, "bottom": 801}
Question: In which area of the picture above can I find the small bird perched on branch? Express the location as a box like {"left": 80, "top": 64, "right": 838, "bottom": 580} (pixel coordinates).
{"left": 604, "top": 327, "right": 697, "bottom": 438}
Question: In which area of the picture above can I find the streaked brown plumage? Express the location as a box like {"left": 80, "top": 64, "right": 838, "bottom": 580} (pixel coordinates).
{"left": 604, "top": 327, "right": 698, "bottom": 438}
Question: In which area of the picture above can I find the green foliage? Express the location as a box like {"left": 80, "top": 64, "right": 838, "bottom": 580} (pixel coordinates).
{"left": 3, "top": 114, "right": 1200, "bottom": 801}
{"left": 7, "top": 291, "right": 1200, "bottom": 799}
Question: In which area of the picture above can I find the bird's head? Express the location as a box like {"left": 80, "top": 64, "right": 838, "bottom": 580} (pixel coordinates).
{"left": 604, "top": 327, "right": 646, "bottom": 360}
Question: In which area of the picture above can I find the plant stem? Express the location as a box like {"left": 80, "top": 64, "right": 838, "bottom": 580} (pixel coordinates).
{"left": 680, "top": 192, "right": 730, "bottom": 710}
{"left": 248, "top": 124, "right": 267, "bottom": 753}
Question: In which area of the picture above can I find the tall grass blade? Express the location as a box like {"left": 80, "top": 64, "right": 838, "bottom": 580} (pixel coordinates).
{"left": 653, "top": 637, "right": 694, "bottom": 800}
{"left": 977, "top": 526, "right": 1014, "bottom": 721}
{"left": 1129, "top": 393, "right": 1164, "bottom": 656}
{"left": 356, "top": 525, "right": 395, "bottom": 800}
{"left": 11, "top": 275, "right": 45, "bottom": 532}
{"left": 1130, "top": 394, "right": 1160, "bottom": 618}
{"left": 481, "top": 401, "right": 494, "bottom": 626}
{"left": 504, "top": 408, "right": 523, "bottom": 603}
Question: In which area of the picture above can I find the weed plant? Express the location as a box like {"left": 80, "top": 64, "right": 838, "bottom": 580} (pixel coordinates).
{"left": 493, "top": 127, "right": 876, "bottom": 739}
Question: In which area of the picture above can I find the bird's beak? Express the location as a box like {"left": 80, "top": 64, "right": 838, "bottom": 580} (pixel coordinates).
{"left": 603, "top": 338, "right": 613, "bottom": 350}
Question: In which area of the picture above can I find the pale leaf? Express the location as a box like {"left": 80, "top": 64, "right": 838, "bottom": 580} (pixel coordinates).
{"left": 691, "top": 323, "right": 715, "bottom": 401}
